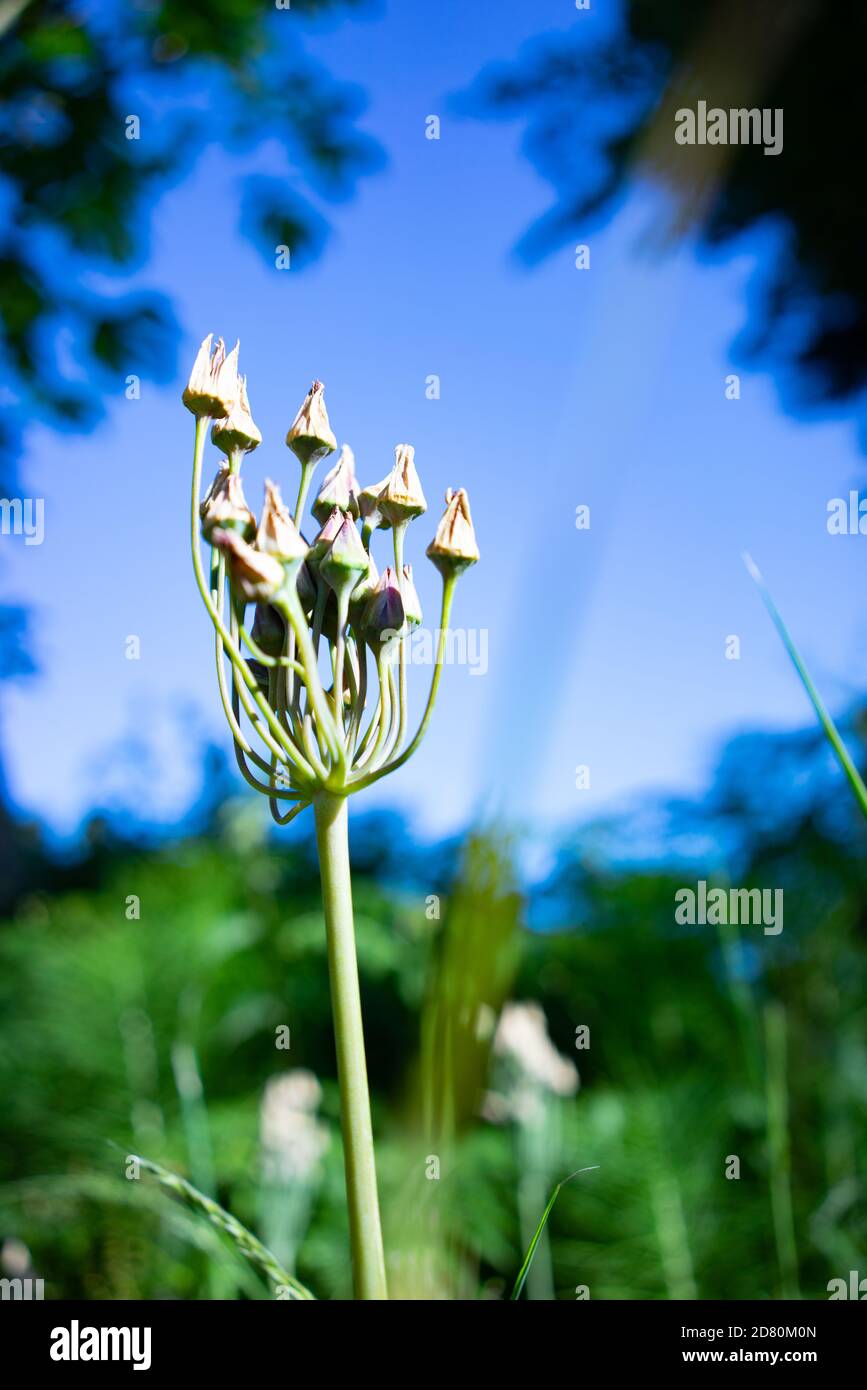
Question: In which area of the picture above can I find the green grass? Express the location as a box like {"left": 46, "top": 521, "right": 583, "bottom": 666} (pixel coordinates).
{"left": 744, "top": 552, "right": 867, "bottom": 819}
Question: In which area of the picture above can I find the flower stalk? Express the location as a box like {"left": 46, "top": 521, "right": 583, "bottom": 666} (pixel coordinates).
{"left": 314, "top": 793, "right": 387, "bottom": 1299}
{"left": 184, "top": 338, "right": 479, "bottom": 1299}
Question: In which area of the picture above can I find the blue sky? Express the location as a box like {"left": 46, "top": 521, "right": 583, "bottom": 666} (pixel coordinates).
{"left": 3, "top": 0, "right": 866, "bottom": 840}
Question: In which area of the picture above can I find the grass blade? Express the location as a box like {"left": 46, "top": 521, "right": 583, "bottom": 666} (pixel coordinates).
{"left": 0, "top": 1173, "right": 266, "bottom": 1298}
{"left": 129, "top": 1152, "right": 315, "bottom": 1299}
{"left": 744, "top": 553, "right": 867, "bottom": 820}
{"left": 510, "top": 1166, "right": 598, "bottom": 1301}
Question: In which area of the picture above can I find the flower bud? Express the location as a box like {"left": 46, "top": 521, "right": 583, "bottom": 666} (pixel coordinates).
{"left": 362, "top": 567, "right": 405, "bottom": 652}
{"left": 379, "top": 444, "right": 427, "bottom": 527}
{"left": 211, "top": 374, "right": 262, "bottom": 456}
{"left": 358, "top": 473, "right": 392, "bottom": 534}
{"left": 296, "top": 559, "right": 317, "bottom": 617}
{"left": 257, "top": 479, "right": 307, "bottom": 567}
{"left": 201, "top": 471, "right": 256, "bottom": 542}
{"left": 183, "top": 335, "right": 239, "bottom": 418}
{"left": 285, "top": 379, "right": 337, "bottom": 466}
{"left": 212, "top": 529, "right": 286, "bottom": 604}
{"left": 401, "top": 563, "right": 422, "bottom": 629}
{"left": 426, "top": 487, "right": 479, "bottom": 576}
{"left": 319, "top": 516, "right": 370, "bottom": 595}
{"left": 307, "top": 507, "right": 344, "bottom": 573}
{"left": 312, "top": 443, "right": 359, "bottom": 524}
{"left": 251, "top": 603, "right": 287, "bottom": 658}
{"left": 349, "top": 551, "right": 379, "bottom": 618}
{"left": 200, "top": 464, "right": 230, "bottom": 520}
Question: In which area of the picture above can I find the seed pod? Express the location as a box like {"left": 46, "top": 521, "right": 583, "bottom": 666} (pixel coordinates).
{"left": 379, "top": 444, "right": 427, "bottom": 527}
{"left": 201, "top": 471, "right": 256, "bottom": 542}
{"left": 285, "top": 379, "right": 337, "bottom": 467}
{"left": 211, "top": 375, "right": 262, "bottom": 456}
{"left": 212, "top": 528, "right": 286, "bottom": 604}
{"left": 183, "top": 335, "right": 239, "bottom": 418}
{"left": 358, "top": 472, "right": 392, "bottom": 535}
{"left": 307, "top": 507, "right": 345, "bottom": 573}
{"left": 426, "top": 487, "right": 479, "bottom": 576}
{"left": 257, "top": 480, "right": 307, "bottom": 567}
{"left": 319, "top": 516, "right": 370, "bottom": 595}
{"left": 312, "top": 444, "right": 360, "bottom": 524}
{"left": 362, "top": 566, "right": 405, "bottom": 650}
{"left": 200, "top": 464, "right": 230, "bottom": 520}
{"left": 401, "top": 563, "right": 423, "bottom": 629}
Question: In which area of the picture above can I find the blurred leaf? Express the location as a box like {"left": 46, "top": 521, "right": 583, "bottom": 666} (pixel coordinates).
{"left": 458, "top": 0, "right": 867, "bottom": 445}
{"left": 239, "top": 175, "right": 329, "bottom": 271}
{"left": 745, "top": 553, "right": 867, "bottom": 820}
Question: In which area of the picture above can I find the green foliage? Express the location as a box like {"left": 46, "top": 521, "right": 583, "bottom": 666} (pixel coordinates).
{"left": 0, "top": 0, "right": 383, "bottom": 473}
{"left": 1, "top": 713, "right": 866, "bottom": 1298}
{"left": 459, "top": 0, "right": 867, "bottom": 442}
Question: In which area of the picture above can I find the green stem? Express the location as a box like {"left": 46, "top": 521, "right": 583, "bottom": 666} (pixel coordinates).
{"left": 313, "top": 793, "right": 388, "bottom": 1300}
{"left": 293, "top": 459, "right": 316, "bottom": 527}
{"left": 276, "top": 584, "right": 343, "bottom": 769}
{"left": 392, "top": 524, "right": 409, "bottom": 750}
{"left": 355, "top": 652, "right": 389, "bottom": 769}
{"left": 350, "top": 575, "right": 456, "bottom": 792}
{"left": 392, "top": 521, "right": 406, "bottom": 579}
{"left": 334, "top": 589, "right": 350, "bottom": 737}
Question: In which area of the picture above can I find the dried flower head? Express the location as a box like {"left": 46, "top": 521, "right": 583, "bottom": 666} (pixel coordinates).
{"left": 212, "top": 528, "right": 286, "bottom": 603}
{"left": 201, "top": 471, "right": 256, "bottom": 541}
{"left": 199, "top": 463, "right": 230, "bottom": 520}
{"left": 379, "top": 445, "right": 427, "bottom": 527}
{"left": 286, "top": 379, "right": 337, "bottom": 466}
{"left": 358, "top": 473, "right": 392, "bottom": 534}
{"left": 312, "top": 444, "right": 360, "bottom": 524}
{"left": 320, "top": 515, "right": 370, "bottom": 594}
{"left": 211, "top": 374, "right": 262, "bottom": 456}
{"left": 400, "top": 563, "right": 422, "bottom": 628}
{"left": 183, "top": 334, "right": 239, "bottom": 418}
{"left": 426, "top": 487, "right": 479, "bottom": 576}
{"left": 307, "top": 506, "right": 345, "bottom": 572}
{"left": 257, "top": 479, "right": 307, "bottom": 566}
